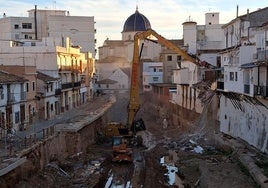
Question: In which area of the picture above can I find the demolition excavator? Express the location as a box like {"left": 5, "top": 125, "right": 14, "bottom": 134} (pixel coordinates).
{"left": 110, "top": 29, "right": 207, "bottom": 162}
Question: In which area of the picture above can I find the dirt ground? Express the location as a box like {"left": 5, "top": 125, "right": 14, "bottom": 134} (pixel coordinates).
{"left": 138, "top": 116, "right": 257, "bottom": 188}
{"left": 14, "top": 93, "right": 259, "bottom": 187}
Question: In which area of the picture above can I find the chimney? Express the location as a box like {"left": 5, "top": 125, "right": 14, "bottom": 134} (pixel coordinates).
{"left": 236, "top": 5, "right": 239, "bottom": 18}
{"left": 3, "top": 13, "right": 6, "bottom": 18}
{"left": 34, "top": 5, "right": 38, "bottom": 40}
{"left": 247, "top": 9, "right": 249, "bottom": 20}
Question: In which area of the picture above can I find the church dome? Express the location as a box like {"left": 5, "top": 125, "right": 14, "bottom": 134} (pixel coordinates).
{"left": 122, "top": 8, "right": 151, "bottom": 32}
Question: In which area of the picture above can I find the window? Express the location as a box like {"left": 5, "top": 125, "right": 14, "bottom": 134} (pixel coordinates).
{"left": 32, "top": 82, "right": 35, "bottom": 91}
{"left": 22, "top": 23, "right": 32, "bottom": 29}
{"left": 235, "top": 72, "right": 238, "bottom": 81}
{"left": 14, "top": 24, "right": 19, "bottom": 29}
{"left": 153, "top": 77, "right": 159, "bottom": 82}
{"left": 26, "top": 82, "right": 29, "bottom": 92}
{"left": 229, "top": 72, "right": 234, "bottom": 81}
{"left": 216, "top": 56, "right": 221, "bottom": 67}
{"left": 167, "top": 55, "right": 172, "bottom": 61}
{"left": 15, "top": 112, "right": 20, "bottom": 123}
{"left": 25, "top": 35, "right": 29, "bottom": 39}
{"left": 145, "top": 85, "right": 150, "bottom": 89}
{"left": 51, "top": 104, "right": 53, "bottom": 111}
{"left": 106, "top": 84, "right": 109, "bottom": 88}
{"left": 226, "top": 33, "right": 228, "bottom": 48}
{"left": 159, "top": 69, "right": 163, "bottom": 72}
{"left": 153, "top": 68, "right": 156, "bottom": 72}
{"left": 177, "top": 56, "right": 182, "bottom": 62}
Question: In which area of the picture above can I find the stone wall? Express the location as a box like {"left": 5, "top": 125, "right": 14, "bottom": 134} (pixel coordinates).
{"left": 0, "top": 117, "right": 103, "bottom": 187}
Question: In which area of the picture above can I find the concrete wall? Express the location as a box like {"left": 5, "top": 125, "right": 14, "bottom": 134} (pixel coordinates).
{"left": 220, "top": 95, "right": 268, "bottom": 153}
{"left": 48, "top": 15, "right": 95, "bottom": 55}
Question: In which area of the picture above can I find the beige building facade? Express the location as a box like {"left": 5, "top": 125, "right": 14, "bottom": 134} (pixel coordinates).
{"left": 0, "top": 36, "right": 95, "bottom": 129}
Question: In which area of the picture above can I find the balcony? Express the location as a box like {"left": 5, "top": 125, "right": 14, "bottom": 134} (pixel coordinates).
{"left": 7, "top": 92, "right": 26, "bottom": 103}
{"left": 7, "top": 93, "right": 15, "bottom": 103}
{"left": 59, "top": 66, "right": 72, "bottom": 72}
{"left": 62, "top": 82, "right": 81, "bottom": 90}
{"left": 55, "top": 88, "right": 61, "bottom": 96}
{"left": 74, "top": 82, "right": 81, "bottom": 88}
{"left": 254, "top": 85, "right": 268, "bottom": 97}
{"left": 255, "top": 50, "right": 268, "bottom": 61}
{"left": 21, "top": 91, "right": 26, "bottom": 101}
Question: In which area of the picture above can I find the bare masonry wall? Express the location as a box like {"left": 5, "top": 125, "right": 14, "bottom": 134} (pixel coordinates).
{"left": 0, "top": 97, "right": 114, "bottom": 187}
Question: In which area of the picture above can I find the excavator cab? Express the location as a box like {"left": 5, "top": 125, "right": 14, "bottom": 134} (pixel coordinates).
{"left": 104, "top": 122, "right": 129, "bottom": 137}
{"left": 112, "top": 136, "right": 133, "bottom": 162}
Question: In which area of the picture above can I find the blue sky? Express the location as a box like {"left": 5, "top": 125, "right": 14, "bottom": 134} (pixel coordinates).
{"left": 0, "top": 0, "right": 267, "bottom": 51}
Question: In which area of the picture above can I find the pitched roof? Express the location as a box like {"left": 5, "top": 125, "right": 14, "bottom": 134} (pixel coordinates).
{"left": 0, "top": 71, "right": 28, "bottom": 84}
{"left": 96, "top": 79, "right": 117, "bottom": 84}
{"left": 97, "top": 56, "right": 128, "bottom": 64}
{"left": 37, "top": 71, "right": 59, "bottom": 82}
{"left": 223, "top": 7, "right": 268, "bottom": 28}
{"left": 102, "top": 40, "right": 126, "bottom": 46}
{"left": 120, "top": 67, "right": 131, "bottom": 77}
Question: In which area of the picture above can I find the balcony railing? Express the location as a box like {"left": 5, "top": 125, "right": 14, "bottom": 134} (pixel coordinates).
{"left": 21, "top": 91, "right": 26, "bottom": 101}
{"left": 244, "top": 84, "right": 250, "bottom": 94}
{"left": 55, "top": 89, "right": 61, "bottom": 96}
{"left": 255, "top": 50, "right": 268, "bottom": 61}
{"left": 61, "top": 82, "right": 81, "bottom": 90}
{"left": 62, "top": 82, "right": 73, "bottom": 90}
{"left": 7, "top": 93, "right": 15, "bottom": 103}
{"left": 59, "top": 66, "right": 81, "bottom": 72}
{"left": 254, "top": 85, "right": 268, "bottom": 97}
{"left": 74, "top": 82, "right": 81, "bottom": 88}
{"left": 7, "top": 92, "right": 26, "bottom": 103}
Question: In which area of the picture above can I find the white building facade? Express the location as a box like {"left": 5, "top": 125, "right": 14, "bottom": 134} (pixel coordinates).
{"left": 0, "top": 6, "right": 96, "bottom": 57}
{"left": 0, "top": 71, "right": 28, "bottom": 132}
{"left": 143, "top": 62, "right": 163, "bottom": 91}
{"left": 218, "top": 7, "right": 268, "bottom": 153}
{"left": 0, "top": 37, "right": 94, "bottom": 121}
{"left": 171, "top": 12, "right": 225, "bottom": 114}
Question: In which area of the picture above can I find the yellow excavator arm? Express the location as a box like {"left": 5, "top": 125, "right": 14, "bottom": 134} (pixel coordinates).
{"left": 127, "top": 29, "right": 200, "bottom": 130}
